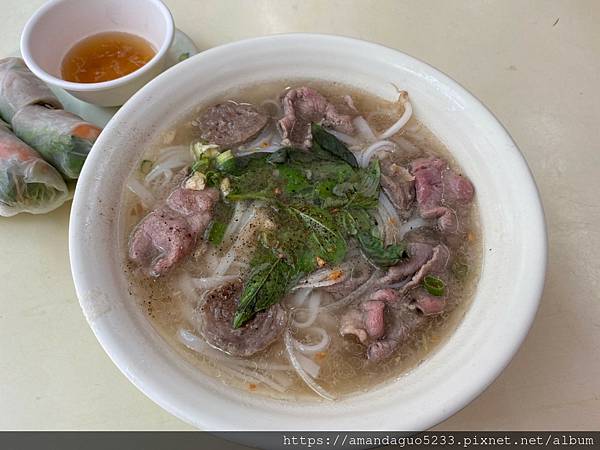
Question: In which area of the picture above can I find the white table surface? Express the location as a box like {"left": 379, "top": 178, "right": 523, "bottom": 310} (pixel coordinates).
{"left": 1, "top": 0, "right": 599, "bottom": 431}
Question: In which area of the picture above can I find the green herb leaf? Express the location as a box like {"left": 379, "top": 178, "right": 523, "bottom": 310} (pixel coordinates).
{"left": 215, "top": 149, "right": 236, "bottom": 173}
{"left": 289, "top": 205, "right": 347, "bottom": 265}
{"left": 311, "top": 123, "right": 358, "bottom": 168}
{"left": 357, "top": 231, "right": 406, "bottom": 267}
{"left": 233, "top": 252, "right": 292, "bottom": 328}
{"left": 140, "top": 159, "right": 153, "bottom": 175}
{"left": 207, "top": 221, "right": 227, "bottom": 245}
{"left": 423, "top": 275, "right": 446, "bottom": 296}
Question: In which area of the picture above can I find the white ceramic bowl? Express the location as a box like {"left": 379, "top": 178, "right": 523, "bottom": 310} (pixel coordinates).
{"left": 69, "top": 34, "right": 547, "bottom": 430}
{"left": 20, "top": 0, "right": 174, "bottom": 107}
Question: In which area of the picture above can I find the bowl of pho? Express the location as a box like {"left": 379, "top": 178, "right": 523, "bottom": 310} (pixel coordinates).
{"left": 69, "top": 34, "right": 546, "bottom": 430}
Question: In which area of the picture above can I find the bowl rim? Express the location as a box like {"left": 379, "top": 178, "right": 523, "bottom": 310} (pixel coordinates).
{"left": 20, "top": 0, "right": 174, "bottom": 92}
{"left": 69, "top": 32, "right": 547, "bottom": 430}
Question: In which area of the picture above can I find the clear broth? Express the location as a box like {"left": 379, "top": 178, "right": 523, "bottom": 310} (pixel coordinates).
{"left": 121, "top": 80, "right": 482, "bottom": 400}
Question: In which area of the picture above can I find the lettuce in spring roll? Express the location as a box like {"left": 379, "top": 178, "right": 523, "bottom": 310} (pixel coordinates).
{"left": 11, "top": 105, "right": 102, "bottom": 180}
{"left": 0, "top": 57, "right": 62, "bottom": 122}
{"left": 0, "top": 120, "right": 68, "bottom": 217}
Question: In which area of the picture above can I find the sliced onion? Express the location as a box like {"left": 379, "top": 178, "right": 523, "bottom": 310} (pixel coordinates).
{"left": 293, "top": 327, "right": 331, "bottom": 354}
{"left": 127, "top": 177, "right": 155, "bottom": 208}
{"left": 360, "top": 140, "right": 395, "bottom": 168}
{"left": 284, "top": 331, "right": 335, "bottom": 401}
{"left": 378, "top": 93, "right": 413, "bottom": 139}
{"left": 353, "top": 116, "right": 377, "bottom": 142}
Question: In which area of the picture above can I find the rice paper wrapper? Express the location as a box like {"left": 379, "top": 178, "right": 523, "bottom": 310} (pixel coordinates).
{"left": 0, "top": 57, "right": 62, "bottom": 123}
{"left": 0, "top": 121, "right": 69, "bottom": 216}
{"left": 12, "top": 105, "right": 102, "bottom": 180}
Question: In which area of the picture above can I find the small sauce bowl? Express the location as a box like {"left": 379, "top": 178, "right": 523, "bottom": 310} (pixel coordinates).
{"left": 21, "top": 0, "right": 174, "bottom": 107}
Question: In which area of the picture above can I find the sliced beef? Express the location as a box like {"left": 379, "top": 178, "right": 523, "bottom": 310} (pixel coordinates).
{"left": 366, "top": 305, "right": 425, "bottom": 362}
{"left": 324, "top": 258, "right": 373, "bottom": 300}
{"left": 278, "top": 87, "right": 355, "bottom": 149}
{"left": 413, "top": 288, "right": 447, "bottom": 316}
{"left": 197, "top": 102, "right": 268, "bottom": 147}
{"left": 199, "top": 280, "right": 287, "bottom": 357}
{"left": 379, "top": 162, "right": 415, "bottom": 218}
{"left": 379, "top": 242, "right": 434, "bottom": 286}
{"left": 410, "top": 157, "right": 474, "bottom": 233}
{"left": 340, "top": 289, "right": 398, "bottom": 344}
{"left": 129, "top": 187, "right": 219, "bottom": 277}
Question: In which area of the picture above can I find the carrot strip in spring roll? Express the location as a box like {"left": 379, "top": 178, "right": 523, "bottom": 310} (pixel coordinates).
{"left": 11, "top": 105, "right": 102, "bottom": 180}
{"left": 0, "top": 120, "right": 68, "bottom": 217}
{"left": 0, "top": 57, "right": 62, "bottom": 122}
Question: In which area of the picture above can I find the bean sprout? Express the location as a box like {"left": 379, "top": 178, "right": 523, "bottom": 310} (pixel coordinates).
{"left": 378, "top": 91, "right": 412, "bottom": 139}
{"left": 360, "top": 140, "right": 396, "bottom": 168}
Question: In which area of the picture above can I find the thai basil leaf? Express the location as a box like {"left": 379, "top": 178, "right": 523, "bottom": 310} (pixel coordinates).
{"left": 289, "top": 205, "right": 347, "bottom": 265}
{"left": 357, "top": 231, "right": 406, "bottom": 267}
{"left": 311, "top": 123, "right": 358, "bottom": 168}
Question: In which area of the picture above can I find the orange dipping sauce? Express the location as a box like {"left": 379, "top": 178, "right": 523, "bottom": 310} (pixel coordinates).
{"left": 61, "top": 31, "right": 156, "bottom": 83}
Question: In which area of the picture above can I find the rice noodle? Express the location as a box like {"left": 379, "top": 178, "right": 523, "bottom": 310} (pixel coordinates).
{"left": 144, "top": 145, "right": 192, "bottom": 189}
{"left": 295, "top": 352, "right": 321, "bottom": 379}
{"left": 174, "top": 272, "right": 198, "bottom": 301}
{"left": 221, "top": 201, "right": 249, "bottom": 246}
{"left": 291, "top": 292, "right": 321, "bottom": 329}
{"left": 378, "top": 92, "right": 413, "bottom": 139}
{"left": 378, "top": 192, "right": 402, "bottom": 244}
{"left": 178, "top": 330, "right": 291, "bottom": 371}
{"left": 214, "top": 205, "right": 257, "bottom": 276}
{"left": 398, "top": 215, "right": 429, "bottom": 239}
{"left": 321, "top": 270, "right": 381, "bottom": 310}
{"left": 127, "top": 177, "right": 155, "bottom": 208}
{"left": 292, "top": 265, "right": 350, "bottom": 290}
{"left": 284, "top": 331, "right": 335, "bottom": 401}
{"left": 353, "top": 116, "right": 377, "bottom": 142}
{"left": 293, "top": 327, "right": 331, "bottom": 354}
{"left": 285, "top": 288, "right": 313, "bottom": 308}
{"left": 360, "top": 140, "right": 395, "bottom": 168}
{"left": 191, "top": 275, "right": 240, "bottom": 290}
{"left": 217, "top": 364, "right": 289, "bottom": 393}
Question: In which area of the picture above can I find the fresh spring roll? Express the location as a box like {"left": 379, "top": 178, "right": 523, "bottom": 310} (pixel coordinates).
{"left": 0, "top": 120, "right": 68, "bottom": 217}
{"left": 0, "top": 57, "right": 62, "bottom": 123}
{"left": 11, "top": 105, "right": 102, "bottom": 180}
